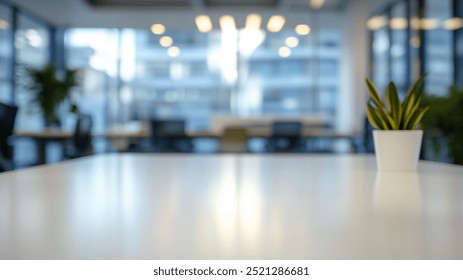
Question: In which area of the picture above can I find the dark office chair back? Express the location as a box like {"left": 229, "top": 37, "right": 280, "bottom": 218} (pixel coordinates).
{"left": 271, "top": 121, "right": 302, "bottom": 137}
{"left": 269, "top": 121, "right": 303, "bottom": 152}
{"left": 72, "top": 114, "right": 93, "bottom": 156}
{"left": 150, "top": 119, "right": 192, "bottom": 152}
{"left": 157, "top": 120, "right": 186, "bottom": 137}
{"left": 363, "top": 117, "right": 375, "bottom": 153}
{"left": 0, "top": 102, "right": 18, "bottom": 171}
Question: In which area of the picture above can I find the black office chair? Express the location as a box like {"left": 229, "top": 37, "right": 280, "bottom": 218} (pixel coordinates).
{"left": 66, "top": 114, "right": 93, "bottom": 158}
{"left": 0, "top": 102, "right": 18, "bottom": 172}
{"left": 267, "top": 121, "right": 303, "bottom": 152}
{"left": 353, "top": 117, "right": 375, "bottom": 153}
{"left": 150, "top": 119, "right": 193, "bottom": 152}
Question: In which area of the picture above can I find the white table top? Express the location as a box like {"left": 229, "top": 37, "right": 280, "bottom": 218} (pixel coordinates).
{"left": 1, "top": 154, "right": 462, "bottom": 259}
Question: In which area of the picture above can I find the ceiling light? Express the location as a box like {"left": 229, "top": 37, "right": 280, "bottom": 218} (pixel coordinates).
{"left": 278, "top": 46, "right": 291, "bottom": 58}
{"left": 246, "top": 13, "right": 262, "bottom": 30}
{"left": 410, "top": 18, "right": 420, "bottom": 29}
{"left": 0, "top": 19, "right": 9, "bottom": 30}
{"left": 167, "top": 46, "right": 180, "bottom": 57}
{"left": 151, "top": 23, "right": 165, "bottom": 35}
{"left": 443, "top": 17, "right": 463, "bottom": 30}
{"left": 295, "top": 24, "right": 311, "bottom": 35}
{"left": 267, "top": 15, "right": 286, "bottom": 33}
{"left": 367, "top": 16, "right": 387, "bottom": 30}
{"left": 310, "top": 0, "right": 325, "bottom": 9}
{"left": 420, "top": 18, "right": 439, "bottom": 30}
{"left": 195, "top": 15, "right": 213, "bottom": 33}
{"left": 285, "top": 37, "right": 299, "bottom": 48}
{"left": 160, "top": 36, "right": 173, "bottom": 47}
{"left": 220, "top": 15, "right": 236, "bottom": 32}
{"left": 389, "top": 18, "right": 408, "bottom": 30}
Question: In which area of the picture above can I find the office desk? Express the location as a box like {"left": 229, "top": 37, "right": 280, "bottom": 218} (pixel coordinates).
{"left": 13, "top": 129, "right": 72, "bottom": 165}
{"left": 14, "top": 128, "right": 149, "bottom": 164}
{"left": 1, "top": 154, "right": 462, "bottom": 259}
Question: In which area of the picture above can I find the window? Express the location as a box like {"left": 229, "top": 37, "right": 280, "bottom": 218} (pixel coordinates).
{"left": 424, "top": 0, "right": 454, "bottom": 96}
{"left": 0, "top": 3, "right": 12, "bottom": 103}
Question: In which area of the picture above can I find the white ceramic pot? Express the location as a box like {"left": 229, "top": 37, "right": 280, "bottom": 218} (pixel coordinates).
{"left": 373, "top": 130, "right": 423, "bottom": 172}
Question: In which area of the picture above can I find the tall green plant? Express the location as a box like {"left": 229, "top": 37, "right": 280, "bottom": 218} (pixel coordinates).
{"left": 365, "top": 74, "right": 429, "bottom": 130}
{"left": 26, "top": 64, "right": 78, "bottom": 124}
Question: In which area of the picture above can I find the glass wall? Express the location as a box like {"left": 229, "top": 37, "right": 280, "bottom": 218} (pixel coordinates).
{"left": 13, "top": 12, "right": 51, "bottom": 165}
{"left": 66, "top": 29, "right": 119, "bottom": 134}
{"left": 14, "top": 14, "right": 51, "bottom": 130}
{"left": 369, "top": 0, "right": 459, "bottom": 96}
{"left": 390, "top": 1, "right": 408, "bottom": 96}
{"left": 423, "top": 0, "right": 453, "bottom": 96}
{"left": 0, "top": 2, "right": 12, "bottom": 103}
{"left": 66, "top": 27, "right": 341, "bottom": 131}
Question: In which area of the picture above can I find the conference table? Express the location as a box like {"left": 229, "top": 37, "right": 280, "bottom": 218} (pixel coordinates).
{"left": 1, "top": 154, "right": 462, "bottom": 259}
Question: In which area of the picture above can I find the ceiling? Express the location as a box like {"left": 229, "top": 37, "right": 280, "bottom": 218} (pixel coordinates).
{"left": 84, "top": 0, "right": 345, "bottom": 10}
{"left": 7, "top": 0, "right": 347, "bottom": 29}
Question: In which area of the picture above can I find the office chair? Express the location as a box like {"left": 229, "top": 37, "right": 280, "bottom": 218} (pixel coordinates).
{"left": 267, "top": 121, "right": 303, "bottom": 152}
{"left": 0, "top": 102, "right": 18, "bottom": 172}
{"left": 150, "top": 119, "right": 193, "bottom": 152}
{"left": 65, "top": 114, "right": 93, "bottom": 158}
{"left": 352, "top": 117, "right": 374, "bottom": 153}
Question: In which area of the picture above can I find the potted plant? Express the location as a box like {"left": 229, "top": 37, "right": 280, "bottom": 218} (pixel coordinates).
{"left": 365, "top": 74, "right": 429, "bottom": 171}
{"left": 421, "top": 85, "right": 463, "bottom": 165}
{"left": 26, "top": 64, "right": 78, "bottom": 127}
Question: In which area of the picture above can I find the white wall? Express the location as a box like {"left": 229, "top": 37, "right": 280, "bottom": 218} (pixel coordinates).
{"left": 337, "top": 0, "right": 370, "bottom": 132}
{"left": 336, "top": 0, "right": 393, "bottom": 132}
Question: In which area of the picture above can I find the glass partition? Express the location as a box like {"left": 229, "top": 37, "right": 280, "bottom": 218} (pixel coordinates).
{"left": 65, "top": 28, "right": 120, "bottom": 134}
{"left": 13, "top": 14, "right": 51, "bottom": 165}
{"left": 14, "top": 14, "right": 51, "bottom": 130}
{"left": 66, "top": 27, "right": 341, "bottom": 131}
{"left": 0, "top": 3, "right": 12, "bottom": 103}
{"left": 423, "top": 0, "right": 453, "bottom": 96}
{"left": 390, "top": 1, "right": 408, "bottom": 96}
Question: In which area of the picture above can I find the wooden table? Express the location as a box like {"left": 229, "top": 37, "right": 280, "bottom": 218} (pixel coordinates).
{"left": 1, "top": 154, "right": 462, "bottom": 259}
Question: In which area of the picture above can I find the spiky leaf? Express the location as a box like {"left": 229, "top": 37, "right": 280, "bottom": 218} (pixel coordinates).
{"left": 365, "top": 74, "right": 429, "bottom": 131}
{"left": 367, "top": 103, "right": 389, "bottom": 130}
{"left": 386, "top": 82, "right": 401, "bottom": 125}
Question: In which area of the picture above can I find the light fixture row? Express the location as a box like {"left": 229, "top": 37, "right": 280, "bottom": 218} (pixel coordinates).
{"left": 151, "top": 15, "right": 311, "bottom": 35}
{"left": 367, "top": 16, "right": 463, "bottom": 31}
{"left": 154, "top": 34, "right": 181, "bottom": 57}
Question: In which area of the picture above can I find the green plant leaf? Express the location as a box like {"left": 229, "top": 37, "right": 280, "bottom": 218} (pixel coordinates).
{"left": 366, "top": 79, "right": 398, "bottom": 128}
{"left": 386, "top": 82, "right": 401, "bottom": 126}
{"left": 403, "top": 96, "right": 422, "bottom": 129}
{"left": 366, "top": 104, "right": 381, "bottom": 129}
{"left": 365, "top": 78, "right": 384, "bottom": 108}
{"left": 402, "top": 74, "right": 427, "bottom": 114}
{"left": 367, "top": 103, "right": 390, "bottom": 130}
{"left": 408, "top": 106, "right": 430, "bottom": 129}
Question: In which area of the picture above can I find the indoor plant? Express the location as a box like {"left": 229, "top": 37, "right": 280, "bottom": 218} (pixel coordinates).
{"left": 365, "top": 74, "right": 429, "bottom": 171}
{"left": 26, "top": 64, "right": 78, "bottom": 127}
{"left": 421, "top": 85, "right": 463, "bottom": 165}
